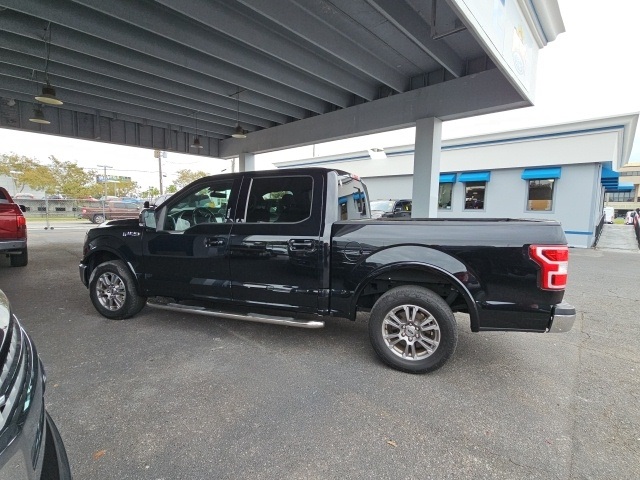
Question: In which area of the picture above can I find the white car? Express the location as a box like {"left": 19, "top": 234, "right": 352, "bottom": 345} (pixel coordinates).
{"left": 624, "top": 211, "right": 636, "bottom": 225}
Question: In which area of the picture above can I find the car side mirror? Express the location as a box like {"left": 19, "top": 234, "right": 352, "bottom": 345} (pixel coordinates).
{"left": 19, "top": 204, "right": 26, "bottom": 212}
{"left": 144, "top": 200, "right": 150, "bottom": 208}
{"left": 139, "top": 208, "right": 156, "bottom": 229}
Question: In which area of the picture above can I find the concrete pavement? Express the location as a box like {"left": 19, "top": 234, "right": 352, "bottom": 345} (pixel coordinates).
{"left": 1, "top": 229, "right": 638, "bottom": 479}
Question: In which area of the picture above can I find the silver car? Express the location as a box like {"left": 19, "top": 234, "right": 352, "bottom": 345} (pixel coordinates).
{"left": 0, "top": 289, "right": 72, "bottom": 479}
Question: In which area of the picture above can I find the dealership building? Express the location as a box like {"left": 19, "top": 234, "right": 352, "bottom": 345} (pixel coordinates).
{"left": 275, "top": 114, "right": 638, "bottom": 249}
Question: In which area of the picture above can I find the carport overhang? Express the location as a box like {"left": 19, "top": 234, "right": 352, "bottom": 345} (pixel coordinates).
{"left": 0, "top": 0, "right": 564, "bottom": 163}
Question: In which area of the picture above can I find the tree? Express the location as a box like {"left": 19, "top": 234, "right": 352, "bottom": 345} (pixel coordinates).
{"left": 47, "top": 156, "right": 98, "bottom": 198}
{"left": 0, "top": 153, "right": 55, "bottom": 193}
{"left": 173, "top": 169, "right": 210, "bottom": 189}
{"left": 166, "top": 184, "right": 177, "bottom": 193}
{"left": 140, "top": 186, "right": 160, "bottom": 198}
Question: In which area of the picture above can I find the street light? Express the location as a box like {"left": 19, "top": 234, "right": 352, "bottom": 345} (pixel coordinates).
{"left": 107, "top": 180, "right": 119, "bottom": 196}
{"left": 9, "top": 170, "right": 23, "bottom": 196}
{"left": 97, "top": 164, "right": 112, "bottom": 222}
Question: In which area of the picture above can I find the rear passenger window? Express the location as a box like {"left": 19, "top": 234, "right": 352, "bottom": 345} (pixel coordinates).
{"left": 245, "top": 176, "right": 313, "bottom": 223}
{"left": 337, "top": 173, "right": 369, "bottom": 220}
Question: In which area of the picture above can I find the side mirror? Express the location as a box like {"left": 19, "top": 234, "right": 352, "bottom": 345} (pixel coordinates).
{"left": 19, "top": 204, "right": 26, "bottom": 212}
{"left": 139, "top": 208, "right": 156, "bottom": 229}
{"left": 144, "top": 200, "right": 150, "bottom": 208}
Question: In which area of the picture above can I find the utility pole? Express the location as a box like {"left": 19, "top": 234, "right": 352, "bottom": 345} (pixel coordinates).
{"left": 154, "top": 150, "right": 167, "bottom": 194}
{"left": 97, "top": 164, "right": 112, "bottom": 222}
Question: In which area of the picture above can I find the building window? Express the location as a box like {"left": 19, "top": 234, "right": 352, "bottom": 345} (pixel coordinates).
{"left": 526, "top": 179, "right": 555, "bottom": 211}
{"left": 464, "top": 182, "right": 485, "bottom": 210}
{"left": 438, "top": 183, "right": 452, "bottom": 209}
{"left": 606, "top": 191, "right": 634, "bottom": 202}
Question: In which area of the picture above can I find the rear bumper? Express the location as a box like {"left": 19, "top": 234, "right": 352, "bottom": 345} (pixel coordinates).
{"left": 0, "top": 238, "right": 27, "bottom": 253}
{"left": 547, "top": 302, "right": 576, "bottom": 333}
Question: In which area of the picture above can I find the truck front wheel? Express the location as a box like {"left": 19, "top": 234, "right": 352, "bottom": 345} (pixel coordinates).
{"left": 89, "top": 260, "right": 146, "bottom": 319}
{"left": 368, "top": 286, "right": 458, "bottom": 374}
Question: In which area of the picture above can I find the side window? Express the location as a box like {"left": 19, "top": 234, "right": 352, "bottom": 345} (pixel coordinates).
{"left": 464, "top": 181, "right": 486, "bottom": 210}
{"left": 526, "top": 179, "right": 555, "bottom": 211}
{"left": 398, "top": 201, "right": 411, "bottom": 212}
{"left": 245, "top": 176, "right": 313, "bottom": 223}
{"left": 164, "top": 180, "right": 234, "bottom": 231}
{"left": 337, "top": 174, "right": 369, "bottom": 220}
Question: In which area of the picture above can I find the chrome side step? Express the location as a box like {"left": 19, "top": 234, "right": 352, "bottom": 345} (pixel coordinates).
{"left": 146, "top": 299, "right": 325, "bottom": 329}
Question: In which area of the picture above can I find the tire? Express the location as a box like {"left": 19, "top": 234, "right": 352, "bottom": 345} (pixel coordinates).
{"left": 89, "top": 260, "right": 146, "bottom": 319}
{"left": 92, "top": 214, "right": 105, "bottom": 224}
{"left": 368, "top": 285, "right": 458, "bottom": 374}
{"left": 10, "top": 247, "right": 28, "bottom": 267}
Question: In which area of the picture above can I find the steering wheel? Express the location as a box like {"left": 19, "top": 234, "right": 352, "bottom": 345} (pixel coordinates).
{"left": 193, "top": 207, "right": 216, "bottom": 224}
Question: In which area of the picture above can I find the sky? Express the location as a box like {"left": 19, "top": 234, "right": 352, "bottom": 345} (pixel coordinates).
{"left": 1, "top": 0, "right": 639, "bottom": 192}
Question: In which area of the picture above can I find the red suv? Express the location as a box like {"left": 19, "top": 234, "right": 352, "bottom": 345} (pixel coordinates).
{"left": 0, "top": 187, "right": 28, "bottom": 267}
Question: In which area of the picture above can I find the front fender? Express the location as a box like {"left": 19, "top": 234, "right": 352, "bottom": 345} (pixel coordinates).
{"left": 81, "top": 235, "right": 142, "bottom": 285}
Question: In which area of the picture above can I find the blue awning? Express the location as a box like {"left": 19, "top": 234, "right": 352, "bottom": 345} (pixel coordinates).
{"left": 521, "top": 167, "right": 562, "bottom": 180}
{"left": 439, "top": 173, "right": 456, "bottom": 183}
{"left": 605, "top": 182, "right": 633, "bottom": 193}
{"left": 458, "top": 171, "right": 490, "bottom": 183}
{"left": 601, "top": 166, "right": 620, "bottom": 188}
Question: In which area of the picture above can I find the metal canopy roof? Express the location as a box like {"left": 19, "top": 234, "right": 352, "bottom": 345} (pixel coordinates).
{"left": 0, "top": 0, "right": 563, "bottom": 159}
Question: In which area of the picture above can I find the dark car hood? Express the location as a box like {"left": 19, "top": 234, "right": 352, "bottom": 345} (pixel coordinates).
{"left": 97, "top": 218, "right": 140, "bottom": 228}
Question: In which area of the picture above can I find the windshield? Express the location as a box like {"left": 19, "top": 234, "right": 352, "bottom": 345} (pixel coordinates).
{"left": 370, "top": 200, "right": 394, "bottom": 212}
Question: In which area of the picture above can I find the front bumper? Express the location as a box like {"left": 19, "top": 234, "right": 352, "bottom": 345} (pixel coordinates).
{"left": 548, "top": 302, "right": 576, "bottom": 333}
{"left": 79, "top": 262, "right": 89, "bottom": 287}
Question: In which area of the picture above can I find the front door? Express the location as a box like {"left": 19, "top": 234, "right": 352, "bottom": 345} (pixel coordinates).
{"left": 228, "top": 173, "right": 324, "bottom": 313}
{"left": 141, "top": 177, "right": 241, "bottom": 301}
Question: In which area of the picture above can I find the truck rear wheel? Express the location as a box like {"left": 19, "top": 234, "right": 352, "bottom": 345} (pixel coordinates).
{"left": 10, "top": 247, "right": 28, "bottom": 267}
{"left": 89, "top": 260, "right": 146, "bottom": 319}
{"left": 368, "top": 286, "right": 458, "bottom": 374}
{"left": 92, "top": 214, "right": 105, "bottom": 224}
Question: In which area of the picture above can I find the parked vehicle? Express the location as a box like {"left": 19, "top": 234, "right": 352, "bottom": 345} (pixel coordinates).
{"left": 0, "top": 289, "right": 72, "bottom": 478}
{"left": 603, "top": 206, "right": 614, "bottom": 224}
{"left": 625, "top": 210, "right": 636, "bottom": 225}
{"left": 150, "top": 193, "right": 173, "bottom": 206}
{"left": 13, "top": 193, "right": 36, "bottom": 200}
{"left": 370, "top": 199, "right": 412, "bottom": 219}
{"left": 0, "top": 187, "right": 28, "bottom": 267}
{"left": 80, "top": 200, "right": 141, "bottom": 224}
{"left": 79, "top": 168, "right": 575, "bottom": 374}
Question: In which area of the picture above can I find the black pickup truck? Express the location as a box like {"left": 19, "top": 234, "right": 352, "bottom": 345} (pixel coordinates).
{"left": 79, "top": 168, "right": 575, "bottom": 373}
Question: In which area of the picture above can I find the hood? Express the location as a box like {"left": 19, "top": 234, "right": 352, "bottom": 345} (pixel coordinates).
{"left": 97, "top": 218, "right": 140, "bottom": 228}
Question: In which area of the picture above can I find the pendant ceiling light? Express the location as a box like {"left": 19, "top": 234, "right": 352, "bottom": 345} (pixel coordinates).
{"left": 35, "top": 80, "right": 63, "bottom": 106}
{"left": 29, "top": 105, "right": 50, "bottom": 124}
{"left": 190, "top": 111, "right": 203, "bottom": 149}
{"left": 231, "top": 89, "right": 247, "bottom": 139}
{"left": 35, "top": 23, "right": 63, "bottom": 106}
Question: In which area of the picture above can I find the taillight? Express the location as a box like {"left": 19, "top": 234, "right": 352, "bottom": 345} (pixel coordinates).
{"left": 529, "top": 245, "right": 569, "bottom": 290}
{"left": 16, "top": 215, "right": 26, "bottom": 228}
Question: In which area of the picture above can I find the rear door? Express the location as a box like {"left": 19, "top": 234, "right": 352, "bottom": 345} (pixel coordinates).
{"left": 141, "top": 177, "right": 241, "bottom": 300}
{"left": 228, "top": 172, "right": 324, "bottom": 313}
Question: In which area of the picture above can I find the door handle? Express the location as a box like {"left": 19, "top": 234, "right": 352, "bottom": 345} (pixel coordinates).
{"left": 205, "top": 237, "right": 225, "bottom": 247}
